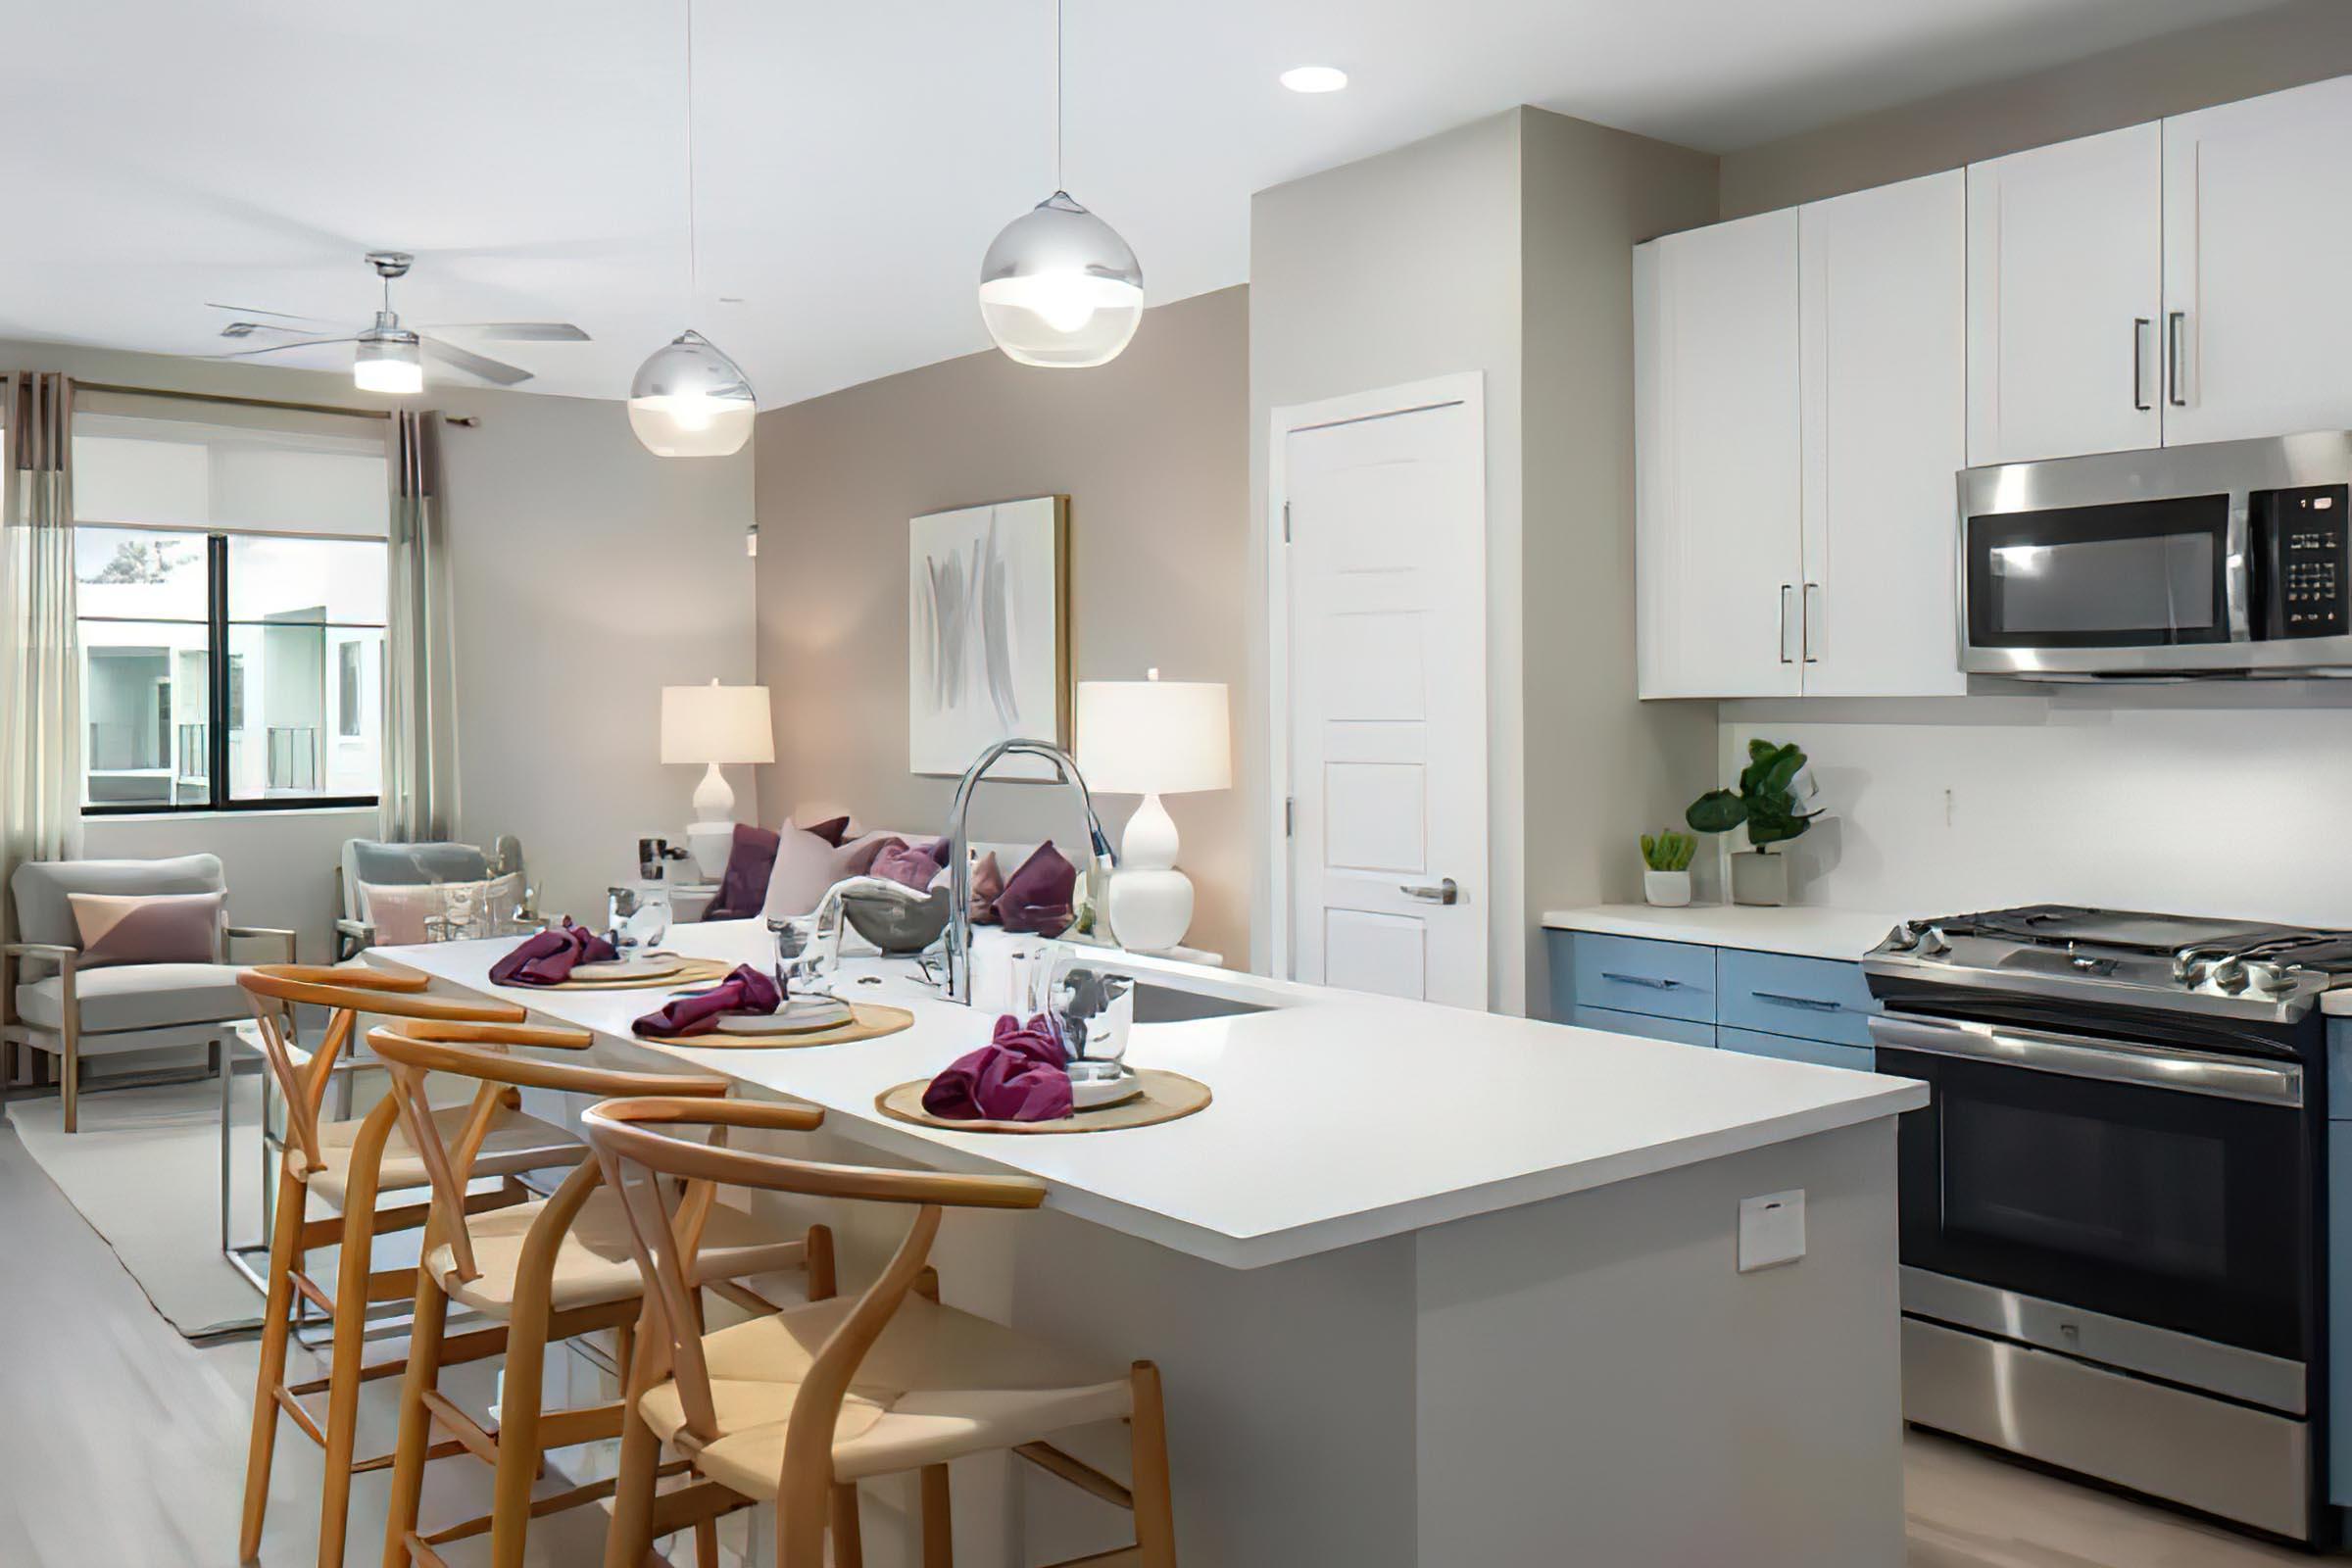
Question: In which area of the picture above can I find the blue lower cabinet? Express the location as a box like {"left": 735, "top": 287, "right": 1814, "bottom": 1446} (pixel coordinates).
{"left": 1553, "top": 931, "right": 1718, "bottom": 1023}
{"left": 1717, "top": 949, "right": 1880, "bottom": 1049}
{"left": 1717, "top": 1025, "right": 1874, "bottom": 1073}
{"left": 1566, "top": 1004, "right": 1715, "bottom": 1050}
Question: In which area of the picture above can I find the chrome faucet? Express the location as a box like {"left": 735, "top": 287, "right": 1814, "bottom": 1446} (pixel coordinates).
{"left": 944, "top": 738, "right": 1116, "bottom": 1005}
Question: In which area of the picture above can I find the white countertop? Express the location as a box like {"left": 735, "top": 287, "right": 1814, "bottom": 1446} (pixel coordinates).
{"left": 371, "top": 923, "right": 1925, "bottom": 1270}
{"left": 1542, "top": 904, "right": 1904, "bottom": 964}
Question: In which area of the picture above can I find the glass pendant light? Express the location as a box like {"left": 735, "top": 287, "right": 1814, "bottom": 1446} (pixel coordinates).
{"left": 629, "top": 0, "right": 755, "bottom": 457}
{"left": 978, "top": 0, "right": 1144, "bottom": 368}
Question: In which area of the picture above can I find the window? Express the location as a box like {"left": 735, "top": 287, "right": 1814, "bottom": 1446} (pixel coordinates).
{"left": 73, "top": 400, "right": 389, "bottom": 812}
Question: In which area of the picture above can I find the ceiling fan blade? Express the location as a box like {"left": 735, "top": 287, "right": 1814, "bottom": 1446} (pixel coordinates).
{"left": 416, "top": 321, "right": 591, "bottom": 343}
{"left": 205, "top": 302, "right": 339, "bottom": 327}
{"left": 220, "top": 319, "right": 332, "bottom": 340}
{"left": 421, "top": 335, "right": 532, "bottom": 386}
{"left": 203, "top": 336, "right": 360, "bottom": 361}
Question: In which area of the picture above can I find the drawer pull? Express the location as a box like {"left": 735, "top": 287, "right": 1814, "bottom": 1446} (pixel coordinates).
{"left": 1601, "top": 972, "right": 1683, "bottom": 991}
{"left": 1754, "top": 991, "right": 1841, "bottom": 1013}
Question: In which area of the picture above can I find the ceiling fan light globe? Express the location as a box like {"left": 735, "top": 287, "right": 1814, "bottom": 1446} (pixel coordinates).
{"left": 628, "top": 331, "right": 756, "bottom": 458}
{"left": 353, "top": 333, "right": 424, "bottom": 395}
{"left": 978, "top": 193, "right": 1144, "bottom": 368}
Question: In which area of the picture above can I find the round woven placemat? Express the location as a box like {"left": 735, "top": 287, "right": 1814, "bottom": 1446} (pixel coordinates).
{"left": 532, "top": 956, "right": 737, "bottom": 992}
{"left": 640, "top": 1003, "right": 915, "bottom": 1050}
{"left": 874, "top": 1068, "right": 1212, "bottom": 1135}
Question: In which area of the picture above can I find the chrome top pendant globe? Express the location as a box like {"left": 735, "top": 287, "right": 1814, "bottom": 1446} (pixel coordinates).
{"left": 627, "top": 329, "right": 756, "bottom": 458}
{"left": 978, "top": 192, "right": 1144, "bottom": 368}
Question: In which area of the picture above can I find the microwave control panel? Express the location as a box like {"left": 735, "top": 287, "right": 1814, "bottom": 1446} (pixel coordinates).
{"left": 2253, "top": 484, "right": 2348, "bottom": 639}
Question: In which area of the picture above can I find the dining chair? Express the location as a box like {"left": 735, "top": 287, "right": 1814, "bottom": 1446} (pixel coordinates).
{"left": 583, "top": 1095, "right": 1179, "bottom": 1568}
{"left": 234, "top": 965, "right": 584, "bottom": 1568}
{"left": 365, "top": 1022, "right": 838, "bottom": 1568}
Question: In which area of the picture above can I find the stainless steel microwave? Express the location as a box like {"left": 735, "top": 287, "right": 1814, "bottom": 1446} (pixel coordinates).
{"left": 1958, "top": 432, "right": 2352, "bottom": 679}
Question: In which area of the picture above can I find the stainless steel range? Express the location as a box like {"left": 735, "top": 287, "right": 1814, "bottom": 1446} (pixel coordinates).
{"left": 1863, "top": 906, "right": 2345, "bottom": 1544}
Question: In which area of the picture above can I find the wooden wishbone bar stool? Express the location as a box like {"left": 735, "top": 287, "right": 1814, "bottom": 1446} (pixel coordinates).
{"left": 233, "top": 965, "right": 586, "bottom": 1568}
{"left": 585, "top": 1096, "right": 1179, "bottom": 1568}
{"left": 366, "top": 1024, "right": 838, "bottom": 1568}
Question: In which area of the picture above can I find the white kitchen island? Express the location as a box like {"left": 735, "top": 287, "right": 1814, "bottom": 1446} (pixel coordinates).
{"left": 371, "top": 920, "right": 1927, "bottom": 1568}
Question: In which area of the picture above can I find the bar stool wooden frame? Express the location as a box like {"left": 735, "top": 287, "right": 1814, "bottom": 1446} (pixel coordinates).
{"left": 366, "top": 1024, "right": 838, "bottom": 1568}
{"left": 235, "top": 964, "right": 570, "bottom": 1568}
{"left": 585, "top": 1096, "right": 1179, "bottom": 1568}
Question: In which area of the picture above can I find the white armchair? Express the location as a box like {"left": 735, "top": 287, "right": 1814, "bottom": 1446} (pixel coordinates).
{"left": 2, "top": 853, "right": 295, "bottom": 1133}
{"left": 334, "top": 834, "right": 533, "bottom": 958}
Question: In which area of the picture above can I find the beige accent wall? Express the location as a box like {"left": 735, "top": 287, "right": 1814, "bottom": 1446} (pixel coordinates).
{"left": 750, "top": 286, "right": 1250, "bottom": 964}
{"left": 1, "top": 336, "right": 754, "bottom": 953}
{"left": 1719, "top": 0, "right": 2352, "bottom": 218}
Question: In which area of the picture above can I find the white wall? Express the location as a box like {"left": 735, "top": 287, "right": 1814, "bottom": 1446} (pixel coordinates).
{"left": 2, "top": 337, "right": 756, "bottom": 946}
{"left": 1722, "top": 689, "right": 2352, "bottom": 926}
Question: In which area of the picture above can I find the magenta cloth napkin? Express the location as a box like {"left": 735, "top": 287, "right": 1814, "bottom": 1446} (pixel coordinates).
{"left": 921, "top": 1013, "right": 1073, "bottom": 1122}
{"left": 489, "top": 919, "right": 616, "bottom": 986}
{"left": 632, "top": 963, "right": 782, "bottom": 1038}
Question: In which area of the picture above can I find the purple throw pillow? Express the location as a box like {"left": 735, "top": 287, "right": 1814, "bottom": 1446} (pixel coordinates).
{"left": 69, "top": 891, "right": 224, "bottom": 967}
{"left": 995, "top": 842, "right": 1078, "bottom": 935}
{"left": 869, "top": 841, "right": 944, "bottom": 893}
{"left": 797, "top": 814, "right": 852, "bottom": 847}
{"left": 710, "top": 824, "right": 781, "bottom": 920}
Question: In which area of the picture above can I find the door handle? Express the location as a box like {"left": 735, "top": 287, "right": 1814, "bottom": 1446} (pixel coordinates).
{"left": 2132, "top": 318, "right": 2151, "bottom": 412}
{"left": 1801, "top": 583, "right": 1821, "bottom": 664}
{"left": 1400, "top": 878, "right": 1458, "bottom": 906}
{"left": 2167, "top": 311, "right": 2189, "bottom": 408}
{"left": 1778, "top": 584, "right": 1795, "bottom": 664}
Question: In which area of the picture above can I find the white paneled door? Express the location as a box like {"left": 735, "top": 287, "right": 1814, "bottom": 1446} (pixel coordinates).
{"left": 1277, "top": 380, "right": 1487, "bottom": 1009}
{"left": 2161, "top": 74, "right": 2352, "bottom": 447}
{"left": 1965, "top": 122, "right": 2163, "bottom": 466}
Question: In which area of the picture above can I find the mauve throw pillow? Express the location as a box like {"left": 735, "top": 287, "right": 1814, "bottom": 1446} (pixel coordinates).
{"left": 995, "top": 842, "right": 1078, "bottom": 935}
{"left": 69, "top": 890, "right": 224, "bottom": 967}
{"left": 762, "top": 829, "right": 903, "bottom": 919}
{"left": 711, "top": 824, "right": 782, "bottom": 919}
{"left": 869, "top": 841, "right": 943, "bottom": 892}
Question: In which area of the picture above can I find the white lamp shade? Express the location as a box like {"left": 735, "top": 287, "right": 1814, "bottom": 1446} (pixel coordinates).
{"left": 661, "top": 682, "right": 775, "bottom": 765}
{"left": 1076, "top": 679, "right": 1231, "bottom": 796}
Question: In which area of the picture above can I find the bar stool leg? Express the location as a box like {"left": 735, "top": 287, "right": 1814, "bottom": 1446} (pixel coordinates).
{"left": 602, "top": 1403, "right": 662, "bottom": 1568}
{"left": 316, "top": 1167, "right": 382, "bottom": 1568}
{"left": 485, "top": 1298, "right": 553, "bottom": 1567}
{"left": 919, "top": 1465, "right": 953, "bottom": 1568}
{"left": 1129, "top": 1362, "right": 1177, "bottom": 1568}
{"left": 380, "top": 1272, "right": 450, "bottom": 1567}
{"left": 238, "top": 1160, "right": 307, "bottom": 1561}
{"left": 830, "top": 1484, "right": 864, "bottom": 1568}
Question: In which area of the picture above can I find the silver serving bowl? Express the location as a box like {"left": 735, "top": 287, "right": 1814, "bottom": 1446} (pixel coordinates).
{"left": 841, "top": 886, "right": 953, "bottom": 955}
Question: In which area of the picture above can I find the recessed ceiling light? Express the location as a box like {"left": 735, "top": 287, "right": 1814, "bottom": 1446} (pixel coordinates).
{"left": 1280, "top": 66, "right": 1348, "bottom": 94}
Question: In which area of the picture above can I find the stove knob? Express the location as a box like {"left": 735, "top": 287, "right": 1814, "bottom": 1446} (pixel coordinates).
{"left": 2242, "top": 960, "right": 2293, "bottom": 997}
{"left": 1917, "top": 925, "right": 1951, "bottom": 957}
{"left": 1884, "top": 922, "right": 1922, "bottom": 954}
{"left": 2207, "top": 956, "right": 2247, "bottom": 993}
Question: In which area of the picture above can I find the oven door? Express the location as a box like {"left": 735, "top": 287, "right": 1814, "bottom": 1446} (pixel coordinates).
{"left": 1962, "top": 491, "right": 2239, "bottom": 670}
{"left": 1871, "top": 1011, "right": 2311, "bottom": 1363}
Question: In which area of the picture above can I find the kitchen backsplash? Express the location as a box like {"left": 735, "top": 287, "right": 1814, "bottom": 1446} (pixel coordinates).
{"left": 1720, "top": 688, "right": 2352, "bottom": 925}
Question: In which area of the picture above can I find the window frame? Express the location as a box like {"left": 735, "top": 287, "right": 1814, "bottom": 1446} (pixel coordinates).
{"left": 79, "top": 527, "right": 386, "bottom": 816}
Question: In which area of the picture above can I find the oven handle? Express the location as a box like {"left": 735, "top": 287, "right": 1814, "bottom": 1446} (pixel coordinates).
{"left": 1868, "top": 1012, "right": 2303, "bottom": 1108}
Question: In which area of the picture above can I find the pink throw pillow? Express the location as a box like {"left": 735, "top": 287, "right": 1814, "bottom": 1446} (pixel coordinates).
{"left": 69, "top": 891, "right": 224, "bottom": 967}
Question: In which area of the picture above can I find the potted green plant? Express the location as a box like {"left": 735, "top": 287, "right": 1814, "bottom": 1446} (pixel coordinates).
{"left": 1639, "top": 830, "right": 1695, "bottom": 907}
{"left": 1686, "top": 739, "right": 1820, "bottom": 906}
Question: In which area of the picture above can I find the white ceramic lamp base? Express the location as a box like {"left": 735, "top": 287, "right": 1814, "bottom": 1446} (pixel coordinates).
{"left": 1107, "top": 792, "right": 1194, "bottom": 953}
{"left": 687, "top": 760, "right": 736, "bottom": 881}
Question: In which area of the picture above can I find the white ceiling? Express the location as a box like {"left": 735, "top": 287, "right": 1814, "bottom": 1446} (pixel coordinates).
{"left": 0, "top": 0, "right": 2281, "bottom": 408}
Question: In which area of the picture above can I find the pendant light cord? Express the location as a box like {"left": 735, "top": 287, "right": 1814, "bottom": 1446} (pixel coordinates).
{"left": 1054, "top": 0, "right": 1064, "bottom": 192}
{"left": 685, "top": 0, "right": 701, "bottom": 305}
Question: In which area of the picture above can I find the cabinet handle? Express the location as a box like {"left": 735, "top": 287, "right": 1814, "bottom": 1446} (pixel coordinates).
{"left": 2132, "top": 318, "right": 2151, "bottom": 412}
{"left": 1778, "top": 584, "right": 1795, "bottom": 664}
{"left": 1602, "top": 972, "right": 1683, "bottom": 991}
{"left": 2167, "top": 311, "right": 2188, "bottom": 408}
{"left": 1802, "top": 583, "right": 1821, "bottom": 664}
{"left": 1754, "top": 991, "right": 1842, "bottom": 1013}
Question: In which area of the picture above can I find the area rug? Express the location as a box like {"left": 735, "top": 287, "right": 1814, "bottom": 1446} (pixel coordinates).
{"left": 4, "top": 1070, "right": 268, "bottom": 1340}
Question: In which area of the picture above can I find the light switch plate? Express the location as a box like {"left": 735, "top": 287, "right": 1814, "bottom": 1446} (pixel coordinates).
{"left": 1739, "top": 1189, "right": 1806, "bottom": 1272}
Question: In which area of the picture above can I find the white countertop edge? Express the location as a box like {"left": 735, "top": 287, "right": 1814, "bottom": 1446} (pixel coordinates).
{"left": 1541, "top": 904, "right": 1905, "bottom": 964}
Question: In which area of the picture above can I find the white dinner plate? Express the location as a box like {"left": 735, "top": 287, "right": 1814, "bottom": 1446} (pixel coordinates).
{"left": 569, "top": 954, "right": 686, "bottom": 982}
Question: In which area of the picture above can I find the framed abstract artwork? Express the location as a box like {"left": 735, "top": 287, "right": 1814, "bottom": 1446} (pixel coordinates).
{"left": 907, "top": 495, "right": 1069, "bottom": 777}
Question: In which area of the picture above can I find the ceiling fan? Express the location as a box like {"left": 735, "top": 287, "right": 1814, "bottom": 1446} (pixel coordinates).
{"left": 207, "top": 251, "right": 589, "bottom": 392}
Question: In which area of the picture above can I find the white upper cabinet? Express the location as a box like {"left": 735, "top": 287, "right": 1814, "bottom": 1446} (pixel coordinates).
{"left": 1635, "top": 210, "right": 1803, "bottom": 699}
{"left": 2161, "top": 75, "right": 2352, "bottom": 446}
{"left": 1799, "top": 171, "right": 1968, "bottom": 696}
{"left": 1966, "top": 122, "right": 2163, "bottom": 466}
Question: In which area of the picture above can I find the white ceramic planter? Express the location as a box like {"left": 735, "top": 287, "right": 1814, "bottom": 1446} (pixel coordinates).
{"left": 1642, "top": 869, "right": 1693, "bottom": 907}
{"left": 1731, "top": 851, "right": 1790, "bottom": 907}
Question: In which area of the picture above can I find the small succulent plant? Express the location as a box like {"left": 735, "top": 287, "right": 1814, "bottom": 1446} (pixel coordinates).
{"left": 1641, "top": 830, "right": 1696, "bottom": 872}
{"left": 1687, "top": 738, "right": 1820, "bottom": 851}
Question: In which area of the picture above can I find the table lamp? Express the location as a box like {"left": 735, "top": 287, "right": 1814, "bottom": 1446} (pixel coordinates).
{"left": 1076, "top": 669, "right": 1231, "bottom": 953}
{"left": 661, "top": 680, "right": 775, "bottom": 880}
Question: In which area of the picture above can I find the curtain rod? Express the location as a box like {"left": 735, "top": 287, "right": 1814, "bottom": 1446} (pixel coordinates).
{"left": 73, "top": 380, "right": 478, "bottom": 427}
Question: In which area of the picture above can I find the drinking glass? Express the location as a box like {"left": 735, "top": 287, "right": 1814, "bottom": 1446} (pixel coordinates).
{"left": 609, "top": 885, "right": 672, "bottom": 954}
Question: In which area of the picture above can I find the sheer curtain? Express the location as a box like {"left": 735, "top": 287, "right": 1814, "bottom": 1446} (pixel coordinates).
{"left": 381, "top": 409, "right": 460, "bottom": 843}
{"left": 0, "top": 371, "right": 85, "bottom": 950}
